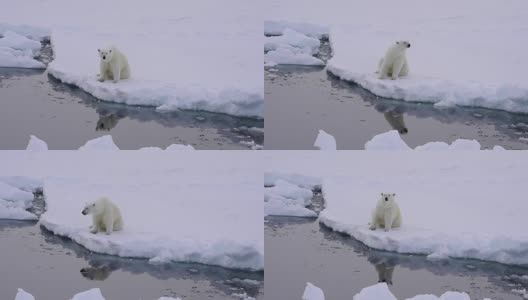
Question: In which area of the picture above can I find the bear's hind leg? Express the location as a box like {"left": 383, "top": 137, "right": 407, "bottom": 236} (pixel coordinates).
{"left": 111, "top": 64, "right": 121, "bottom": 83}
{"left": 121, "top": 65, "right": 130, "bottom": 80}
{"left": 103, "top": 213, "right": 114, "bottom": 235}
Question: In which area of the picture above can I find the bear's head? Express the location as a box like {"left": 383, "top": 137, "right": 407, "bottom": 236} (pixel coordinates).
{"left": 82, "top": 201, "right": 100, "bottom": 215}
{"left": 380, "top": 193, "right": 396, "bottom": 204}
{"left": 395, "top": 41, "right": 411, "bottom": 49}
{"left": 97, "top": 48, "right": 114, "bottom": 62}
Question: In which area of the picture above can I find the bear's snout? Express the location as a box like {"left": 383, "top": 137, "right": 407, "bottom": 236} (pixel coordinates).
{"left": 385, "top": 197, "right": 389, "bottom": 201}
{"left": 102, "top": 56, "right": 106, "bottom": 60}
{"left": 407, "top": 44, "right": 411, "bottom": 48}
{"left": 82, "top": 210, "right": 87, "bottom": 215}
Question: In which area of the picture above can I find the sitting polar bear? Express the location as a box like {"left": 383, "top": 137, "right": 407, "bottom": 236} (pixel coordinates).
{"left": 369, "top": 193, "right": 402, "bottom": 231}
{"left": 97, "top": 46, "right": 130, "bottom": 83}
{"left": 82, "top": 197, "right": 124, "bottom": 234}
{"left": 377, "top": 41, "right": 411, "bottom": 80}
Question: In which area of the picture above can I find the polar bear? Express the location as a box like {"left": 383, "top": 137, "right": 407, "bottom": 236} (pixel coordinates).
{"left": 97, "top": 46, "right": 130, "bottom": 83}
{"left": 377, "top": 41, "right": 410, "bottom": 80}
{"left": 82, "top": 197, "right": 124, "bottom": 234}
{"left": 369, "top": 193, "right": 402, "bottom": 231}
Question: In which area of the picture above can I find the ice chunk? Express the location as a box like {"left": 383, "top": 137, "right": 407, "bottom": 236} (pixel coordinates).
{"left": 314, "top": 130, "right": 337, "bottom": 150}
{"left": 353, "top": 283, "right": 397, "bottom": 300}
{"left": 78, "top": 135, "right": 119, "bottom": 151}
{"left": 70, "top": 288, "right": 105, "bottom": 300}
{"left": 26, "top": 135, "right": 48, "bottom": 151}
{"left": 302, "top": 282, "right": 325, "bottom": 300}
{"left": 365, "top": 130, "right": 411, "bottom": 150}
{"left": 365, "top": 130, "right": 501, "bottom": 151}
{"left": 14, "top": 289, "right": 35, "bottom": 300}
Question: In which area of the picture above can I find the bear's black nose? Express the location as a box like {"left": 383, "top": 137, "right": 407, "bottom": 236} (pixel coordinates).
{"left": 385, "top": 197, "right": 388, "bottom": 201}
{"left": 103, "top": 56, "right": 106, "bottom": 59}
{"left": 407, "top": 44, "right": 411, "bottom": 48}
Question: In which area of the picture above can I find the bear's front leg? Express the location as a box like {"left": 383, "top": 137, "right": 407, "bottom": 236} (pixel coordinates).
{"left": 112, "top": 65, "right": 121, "bottom": 83}
{"left": 391, "top": 59, "right": 405, "bottom": 80}
{"left": 90, "top": 225, "right": 98, "bottom": 234}
{"left": 384, "top": 212, "right": 393, "bottom": 232}
{"left": 98, "top": 62, "right": 106, "bottom": 82}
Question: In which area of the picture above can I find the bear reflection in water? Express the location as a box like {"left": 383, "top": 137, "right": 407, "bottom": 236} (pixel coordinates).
{"left": 80, "top": 265, "right": 114, "bottom": 281}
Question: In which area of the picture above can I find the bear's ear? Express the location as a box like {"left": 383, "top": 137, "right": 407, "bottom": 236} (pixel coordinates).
{"left": 381, "top": 192, "right": 383, "bottom": 196}
{"left": 392, "top": 193, "right": 396, "bottom": 196}
{"left": 109, "top": 49, "right": 112, "bottom": 53}
{"left": 97, "top": 49, "right": 101, "bottom": 53}
{"left": 396, "top": 41, "right": 399, "bottom": 44}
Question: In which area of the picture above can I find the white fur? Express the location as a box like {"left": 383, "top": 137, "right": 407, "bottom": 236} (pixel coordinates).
{"left": 97, "top": 46, "right": 131, "bottom": 83}
{"left": 369, "top": 193, "right": 402, "bottom": 231}
{"left": 82, "top": 197, "right": 124, "bottom": 235}
{"left": 377, "top": 41, "right": 410, "bottom": 80}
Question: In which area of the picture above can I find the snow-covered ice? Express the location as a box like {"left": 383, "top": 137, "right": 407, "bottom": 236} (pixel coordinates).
{"left": 0, "top": 151, "right": 263, "bottom": 270}
{"left": 0, "top": 176, "right": 41, "bottom": 221}
{"left": 0, "top": 27, "right": 46, "bottom": 69}
{"left": 364, "top": 130, "right": 506, "bottom": 151}
{"left": 264, "top": 179, "right": 316, "bottom": 217}
{"left": 302, "top": 282, "right": 325, "bottom": 300}
{"left": 264, "top": 28, "right": 324, "bottom": 66}
{"left": 264, "top": 172, "right": 321, "bottom": 217}
{"left": 266, "top": 152, "right": 528, "bottom": 265}
{"left": 314, "top": 130, "right": 337, "bottom": 150}
{"left": 267, "top": 0, "right": 528, "bottom": 114}
{"left": 0, "top": 0, "right": 262, "bottom": 117}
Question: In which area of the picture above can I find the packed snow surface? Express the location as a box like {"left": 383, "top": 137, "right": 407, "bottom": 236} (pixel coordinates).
{"left": 0, "top": 0, "right": 262, "bottom": 117}
{"left": 1, "top": 152, "right": 263, "bottom": 270}
{"left": 266, "top": 151, "right": 528, "bottom": 265}
{"left": 266, "top": 0, "right": 528, "bottom": 114}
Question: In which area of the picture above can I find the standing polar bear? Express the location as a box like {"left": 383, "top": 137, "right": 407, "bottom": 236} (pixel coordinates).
{"left": 82, "top": 197, "right": 124, "bottom": 234}
{"left": 377, "top": 41, "right": 411, "bottom": 80}
{"left": 97, "top": 46, "right": 131, "bottom": 83}
{"left": 369, "top": 193, "right": 402, "bottom": 231}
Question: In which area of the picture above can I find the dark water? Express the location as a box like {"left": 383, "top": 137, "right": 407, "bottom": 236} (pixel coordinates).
{"left": 0, "top": 68, "right": 263, "bottom": 150}
{"left": 0, "top": 220, "right": 263, "bottom": 300}
{"left": 265, "top": 64, "right": 528, "bottom": 150}
{"left": 264, "top": 190, "right": 528, "bottom": 300}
